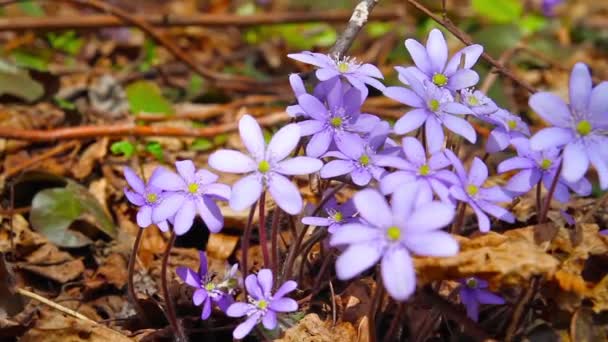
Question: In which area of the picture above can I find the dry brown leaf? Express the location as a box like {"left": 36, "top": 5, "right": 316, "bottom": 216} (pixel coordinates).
{"left": 276, "top": 313, "right": 357, "bottom": 342}
{"left": 88, "top": 253, "right": 128, "bottom": 290}
{"left": 206, "top": 233, "right": 239, "bottom": 261}
{"left": 71, "top": 138, "right": 108, "bottom": 180}
{"left": 19, "top": 259, "right": 85, "bottom": 284}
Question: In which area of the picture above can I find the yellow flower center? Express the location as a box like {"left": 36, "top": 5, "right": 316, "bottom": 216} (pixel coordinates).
{"left": 333, "top": 211, "right": 343, "bottom": 222}
{"left": 419, "top": 164, "right": 431, "bottom": 176}
{"left": 187, "top": 183, "right": 199, "bottom": 194}
{"left": 359, "top": 154, "right": 370, "bottom": 166}
{"left": 507, "top": 120, "right": 517, "bottom": 130}
{"left": 146, "top": 193, "right": 158, "bottom": 203}
{"left": 338, "top": 62, "right": 349, "bottom": 73}
{"left": 466, "top": 184, "right": 479, "bottom": 196}
{"left": 432, "top": 73, "right": 448, "bottom": 86}
{"left": 429, "top": 99, "right": 440, "bottom": 112}
{"left": 576, "top": 120, "right": 592, "bottom": 136}
{"left": 386, "top": 226, "right": 401, "bottom": 241}
{"left": 226, "top": 278, "right": 238, "bottom": 288}
{"left": 468, "top": 96, "right": 479, "bottom": 106}
{"left": 205, "top": 283, "right": 215, "bottom": 291}
{"left": 540, "top": 159, "right": 552, "bottom": 170}
{"left": 258, "top": 160, "right": 271, "bottom": 173}
{"left": 330, "top": 117, "right": 343, "bottom": 128}
{"left": 257, "top": 299, "right": 269, "bottom": 309}
{"left": 466, "top": 277, "right": 478, "bottom": 288}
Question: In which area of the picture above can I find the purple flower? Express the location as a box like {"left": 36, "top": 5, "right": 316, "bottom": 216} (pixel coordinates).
{"left": 459, "top": 277, "right": 505, "bottom": 322}
{"left": 176, "top": 251, "right": 239, "bottom": 319}
{"left": 529, "top": 63, "right": 608, "bottom": 189}
{"left": 226, "top": 269, "right": 298, "bottom": 339}
{"left": 446, "top": 151, "right": 515, "bottom": 232}
{"left": 288, "top": 51, "right": 385, "bottom": 99}
{"left": 302, "top": 196, "right": 358, "bottom": 233}
{"left": 123, "top": 167, "right": 170, "bottom": 231}
{"left": 209, "top": 115, "right": 323, "bottom": 214}
{"left": 542, "top": 0, "right": 563, "bottom": 16}
{"left": 376, "top": 137, "right": 458, "bottom": 204}
{"left": 297, "top": 81, "right": 380, "bottom": 157}
{"left": 397, "top": 29, "right": 483, "bottom": 92}
{"left": 486, "top": 109, "right": 530, "bottom": 153}
{"left": 148, "top": 161, "right": 230, "bottom": 235}
{"left": 460, "top": 88, "right": 499, "bottom": 120}
{"left": 384, "top": 73, "right": 476, "bottom": 153}
{"left": 330, "top": 186, "right": 457, "bottom": 300}
{"left": 497, "top": 138, "right": 591, "bottom": 203}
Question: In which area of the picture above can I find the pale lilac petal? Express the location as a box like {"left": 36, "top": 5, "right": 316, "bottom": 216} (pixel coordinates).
{"left": 229, "top": 174, "right": 263, "bottom": 211}
{"left": 204, "top": 183, "right": 231, "bottom": 201}
{"left": 351, "top": 168, "right": 372, "bottom": 186}
{"left": 443, "top": 115, "right": 476, "bottom": 143}
{"left": 354, "top": 189, "right": 392, "bottom": 228}
{"left": 530, "top": 127, "right": 575, "bottom": 151}
{"left": 406, "top": 201, "right": 455, "bottom": 232}
{"left": 390, "top": 185, "right": 419, "bottom": 227}
{"left": 268, "top": 174, "right": 302, "bottom": 215}
{"left": 350, "top": 114, "right": 381, "bottom": 133}
{"left": 257, "top": 269, "right": 273, "bottom": 297}
{"left": 429, "top": 152, "right": 451, "bottom": 170}
{"left": 124, "top": 167, "right": 145, "bottom": 194}
{"left": 450, "top": 185, "right": 469, "bottom": 202}
{"left": 174, "top": 200, "right": 196, "bottom": 235}
{"left": 443, "top": 102, "right": 474, "bottom": 115}
{"left": 152, "top": 193, "right": 185, "bottom": 222}
{"left": 268, "top": 123, "right": 301, "bottom": 162}
{"left": 335, "top": 243, "right": 382, "bottom": 280}
{"left": 399, "top": 68, "right": 427, "bottom": 97}
{"left": 201, "top": 298, "right": 212, "bottom": 320}
{"left": 302, "top": 216, "right": 331, "bottom": 227}
{"left": 396, "top": 66, "right": 429, "bottom": 86}
{"left": 505, "top": 169, "right": 541, "bottom": 193}
{"left": 208, "top": 150, "right": 256, "bottom": 173}
{"left": 289, "top": 74, "right": 306, "bottom": 97}
{"left": 335, "top": 132, "right": 365, "bottom": 159}
{"left": 384, "top": 86, "right": 424, "bottom": 108}
{"left": 197, "top": 251, "right": 208, "bottom": 277}
{"left": 195, "top": 169, "right": 219, "bottom": 185}
{"left": 404, "top": 39, "right": 432, "bottom": 75}
{"left": 239, "top": 114, "right": 266, "bottom": 159}
{"left": 277, "top": 157, "right": 323, "bottom": 175}
{"left": 149, "top": 169, "right": 186, "bottom": 191}
{"left": 232, "top": 314, "right": 260, "bottom": 339}
{"left": 425, "top": 116, "right": 445, "bottom": 154}
{"left": 529, "top": 93, "right": 572, "bottom": 127}
{"left": 273, "top": 280, "right": 298, "bottom": 299}
{"left": 426, "top": 29, "right": 448, "bottom": 72}
{"left": 125, "top": 189, "right": 144, "bottom": 206}
{"left": 587, "top": 143, "right": 608, "bottom": 189}
{"left": 486, "top": 128, "right": 510, "bottom": 153}
{"left": 589, "top": 82, "right": 608, "bottom": 122}
{"left": 287, "top": 52, "right": 331, "bottom": 67}
{"left": 394, "top": 109, "right": 428, "bottom": 135}
{"left": 447, "top": 69, "right": 479, "bottom": 90}
{"left": 553, "top": 182, "right": 570, "bottom": 203}
{"left": 193, "top": 289, "right": 207, "bottom": 306}
{"left": 445, "top": 44, "right": 484, "bottom": 74}
{"left": 298, "top": 119, "right": 325, "bottom": 136}
{"left": 477, "top": 201, "right": 515, "bottom": 223}
{"left": 298, "top": 94, "right": 329, "bottom": 121}
{"left": 375, "top": 155, "right": 414, "bottom": 170}
{"left": 356, "top": 75, "right": 386, "bottom": 91}
{"left": 330, "top": 223, "right": 383, "bottom": 246}
{"left": 470, "top": 202, "right": 491, "bottom": 232}
{"left": 175, "top": 160, "right": 196, "bottom": 183}
{"left": 157, "top": 221, "right": 169, "bottom": 232}
{"left": 136, "top": 205, "right": 152, "bottom": 227}
{"left": 562, "top": 141, "right": 589, "bottom": 183}
{"left": 468, "top": 158, "right": 488, "bottom": 186}
{"left": 226, "top": 302, "right": 251, "bottom": 317}
{"left": 358, "top": 63, "right": 384, "bottom": 78}
{"left": 320, "top": 160, "right": 355, "bottom": 179}
{"left": 306, "top": 129, "right": 332, "bottom": 157}
{"left": 405, "top": 231, "right": 459, "bottom": 256}
{"left": 381, "top": 247, "right": 416, "bottom": 301}
{"left": 497, "top": 157, "right": 536, "bottom": 173}
{"left": 402, "top": 136, "right": 426, "bottom": 165}
{"left": 478, "top": 186, "right": 512, "bottom": 202}
{"left": 444, "top": 149, "right": 467, "bottom": 180}
{"left": 434, "top": 169, "right": 460, "bottom": 185}
{"left": 196, "top": 197, "right": 224, "bottom": 233}
{"left": 245, "top": 274, "right": 264, "bottom": 300}
{"left": 269, "top": 298, "right": 298, "bottom": 312}
{"left": 262, "top": 310, "right": 277, "bottom": 330}
{"left": 569, "top": 63, "right": 592, "bottom": 114}
{"left": 317, "top": 68, "right": 340, "bottom": 81}
{"left": 429, "top": 178, "right": 452, "bottom": 203}
{"left": 176, "top": 266, "right": 201, "bottom": 288}
{"left": 380, "top": 171, "right": 416, "bottom": 195}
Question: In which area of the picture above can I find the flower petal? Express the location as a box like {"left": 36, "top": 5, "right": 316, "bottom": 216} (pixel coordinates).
{"left": 468, "top": 157, "right": 488, "bottom": 186}
{"left": 384, "top": 86, "right": 424, "bottom": 108}
{"left": 404, "top": 38, "right": 432, "bottom": 75}
{"left": 445, "top": 44, "right": 484, "bottom": 74}
{"left": 232, "top": 314, "right": 260, "bottom": 339}
{"left": 152, "top": 193, "right": 185, "bottom": 222}
{"left": 530, "top": 127, "right": 575, "bottom": 151}
{"left": 226, "top": 302, "right": 252, "bottom": 317}
{"left": 257, "top": 269, "right": 273, "bottom": 298}
{"left": 351, "top": 168, "right": 372, "bottom": 186}
{"left": 176, "top": 266, "right": 201, "bottom": 288}
{"left": 381, "top": 247, "right": 416, "bottom": 301}
{"left": 125, "top": 189, "right": 144, "bottom": 206}
{"left": 486, "top": 128, "right": 510, "bottom": 153}
{"left": 529, "top": 92, "right": 572, "bottom": 127}
{"left": 426, "top": 29, "right": 448, "bottom": 73}
{"left": 277, "top": 157, "right": 323, "bottom": 175}
{"left": 175, "top": 160, "right": 196, "bottom": 183}
{"left": 335, "top": 243, "right": 382, "bottom": 280}
{"left": 136, "top": 205, "right": 152, "bottom": 228}
{"left": 477, "top": 201, "right": 515, "bottom": 223}
{"left": 149, "top": 168, "right": 186, "bottom": 191}
{"left": 269, "top": 298, "right": 298, "bottom": 312}
{"left": 274, "top": 280, "right": 298, "bottom": 299}
{"left": 330, "top": 223, "right": 382, "bottom": 246}
{"left": 402, "top": 136, "right": 426, "bottom": 165}
{"left": 589, "top": 82, "right": 608, "bottom": 123}
{"left": 306, "top": 129, "right": 332, "bottom": 157}
{"left": 262, "top": 310, "right": 277, "bottom": 330}
{"left": 587, "top": 141, "right": 608, "bottom": 190}
{"left": 268, "top": 173, "right": 302, "bottom": 215}
{"left": 405, "top": 231, "right": 459, "bottom": 256}
{"left": 239, "top": 114, "right": 266, "bottom": 159}
{"left": 406, "top": 201, "right": 455, "bottom": 232}
{"left": 354, "top": 189, "right": 392, "bottom": 228}
{"left": 447, "top": 69, "right": 479, "bottom": 90}
{"left": 208, "top": 150, "right": 256, "bottom": 174}
{"left": 298, "top": 94, "right": 329, "bottom": 121}
{"left": 245, "top": 274, "right": 264, "bottom": 300}
{"left": 475, "top": 290, "right": 505, "bottom": 305}
{"left": 229, "top": 174, "right": 263, "bottom": 211}
{"left": 320, "top": 160, "right": 355, "bottom": 179}
{"left": 174, "top": 200, "right": 196, "bottom": 235}
{"left": 287, "top": 52, "right": 331, "bottom": 67}
{"left": 301, "top": 216, "right": 331, "bottom": 227}
{"left": 569, "top": 63, "right": 592, "bottom": 115}
{"left": 425, "top": 116, "right": 444, "bottom": 154}
{"left": 390, "top": 185, "right": 419, "bottom": 227}
{"left": 379, "top": 171, "right": 416, "bottom": 195}
{"left": 196, "top": 197, "right": 224, "bottom": 233}
{"left": 443, "top": 114, "right": 476, "bottom": 143}
{"left": 394, "top": 109, "right": 428, "bottom": 135}
{"left": 470, "top": 202, "right": 491, "bottom": 232}
{"left": 497, "top": 156, "right": 536, "bottom": 173}
{"left": 268, "top": 123, "right": 301, "bottom": 162}
{"left": 204, "top": 183, "right": 231, "bottom": 201}
{"left": 505, "top": 169, "right": 541, "bottom": 194}
{"left": 201, "top": 297, "right": 212, "bottom": 320}
{"left": 562, "top": 141, "right": 589, "bottom": 183}
{"left": 358, "top": 63, "right": 384, "bottom": 79}
{"left": 124, "top": 167, "right": 145, "bottom": 194}
{"left": 298, "top": 119, "right": 325, "bottom": 136}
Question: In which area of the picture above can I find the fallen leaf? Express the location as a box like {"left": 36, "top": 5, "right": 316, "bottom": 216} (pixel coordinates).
{"left": 0, "top": 59, "right": 43, "bottom": 102}
{"left": 570, "top": 307, "right": 606, "bottom": 342}
{"left": 276, "top": 313, "right": 357, "bottom": 342}
{"left": 71, "top": 139, "right": 108, "bottom": 180}
{"left": 206, "top": 233, "right": 239, "bottom": 261}
{"left": 19, "top": 258, "right": 84, "bottom": 284}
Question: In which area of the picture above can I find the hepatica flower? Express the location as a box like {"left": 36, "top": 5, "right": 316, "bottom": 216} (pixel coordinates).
{"left": 486, "top": 110, "right": 531, "bottom": 153}
{"left": 330, "top": 187, "right": 458, "bottom": 300}
{"left": 397, "top": 28, "right": 483, "bottom": 92}
{"left": 385, "top": 73, "right": 476, "bottom": 153}
{"left": 377, "top": 137, "right": 458, "bottom": 204}
{"left": 302, "top": 196, "right": 358, "bottom": 233}
{"left": 446, "top": 151, "right": 515, "bottom": 232}
{"left": 288, "top": 50, "right": 385, "bottom": 98}
{"left": 176, "top": 251, "right": 239, "bottom": 319}
{"left": 460, "top": 88, "right": 499, "bottom": 120}
{"left": 542, "top": 0, "right": 563, "bottom": 16}
{"left": 209, "top": 115, "right": 323, "bottom": 214}
{"left": 226, "top": 269, "right": 298, "bottom": 339}
{"left": 498, "top": 138, "right": 591, "bottom": 203}
{"left": 297, "top": 81, "right": 379, "bottom": 157}
{"left": 529, "top": 63, "right": 608, "bottom": 189}
{"left": 123, "top": 166, "right": 169, "bottom": 231}
{"left": 459, "top": 277, "right": 505, "bottom": 322}
{"left": 149, "top": 160, "right": 230, "bottom": 235}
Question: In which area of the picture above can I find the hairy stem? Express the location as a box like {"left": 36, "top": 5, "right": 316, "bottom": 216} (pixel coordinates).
{"left": 539, "top": 162, "right": 562, "bottom": 224}
{"left": 258, "top": 191, "right": 271, "bottom": 268}
{"left": 270, "top": 207, "right": 282, "bottom": 278}
{"left": 127, "top": 228, "right": 149, "bottom": 324}
{"left": 535, "top": 180, "right": 542, "bottom": 223}
{"left": 161, "top": 231, "right": 187, "bottom": 342}
{"left": 368, "top": 275, "right": 384, "bottom": 342}
{"left": 241, "top": 203, "right": 258, "bottom": 281}
{"left": 451, "top": 202, "right": 467, "bottom": 235}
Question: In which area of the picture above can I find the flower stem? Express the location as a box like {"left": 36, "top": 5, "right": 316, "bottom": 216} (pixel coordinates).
{"left": 535, "top": 180, "right": 542, "bottom": 223}
{"left": 127, "top": 228, "right": 149, "bottom": 325}
{"left": 241, "top": 202, "right": 257, "bottom": 281}
{"left": 270, "top": 207, "right": 282, "bottom": 278}
{"left": 161, "top": 231, "right": 187, "bottom": 342}
{"left": 451, "top": 202, "right": 467, "bottom": 235}
{"left": 258, "top": 191, "right": 271, "bottom": 268}
{"left": 539, "top": 162, "right": 562, "bottom": 224}
{"left": 368, "top": 275, "right": 385, "bottom": 342}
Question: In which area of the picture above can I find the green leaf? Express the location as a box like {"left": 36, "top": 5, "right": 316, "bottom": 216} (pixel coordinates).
{"left": 472, "top": 0, "right": 522, "bottom": 23}
{"left": 366, "top": 22, "right": 394, "bottom": 38}
{"left": 520, "top": 14, "right": 548, "bottom": 35}
{"left": 10, "top": 50, "right": 48, "bottom": 71}
{"left": 473, "top": 24, "right": 522, "bottom": 57}
{"left": 0, "top": 59, "right": 44, "bottom": 102}
{"left": 187, "top": 75, "right": 204, "bottom": 96}
{"left": 47, "top": 31, "right": 83, "bottom": 56}
{"left": 18, "top": 1, "right": 44, "bottom": 16}
{"left": 190, "top": 138, "right": 213, "bottom": 151}
{"left": 110, "top": 141, "right": 135, "bottom": 158}
{"left": 30, "top": 182, "right": 115, "bottom": 248}
{"left": 145, "top": 141, "right": 163, "bottom": 160}
{"left": 213, "top": 133, "right": 228, "bottom": 146}
{"left": 54, "top": 97, "right": 76, "bottom": 110}
{"left": 125, "top": 80, "right": 174, "bottom": 115}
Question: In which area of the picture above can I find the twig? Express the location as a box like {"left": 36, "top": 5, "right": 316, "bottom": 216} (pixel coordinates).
{"left": 160, "top": 231, "right": 188, "bottom": 342}
{"left": 406, "top": 0, "right": 537, "bottom": 94}
{"left": 0, "top": 141, "right": 79, "bottom": 179}
{"left": 504, "top": 277, "right": 540, "bottom": 341}
{"left": 0, "top": 9, "right": 403, "bottom": 30}
{"left": 368, "top": 275, "right": 384, "bottom": 342}
{"left": 329, "top": 0, "right": 381, "bottom": 59}
{"left": 0, "top": 112, "right": 288, "bottom": 142}
{"left": 480, "top": 45, "right": 522, "bottom": 94}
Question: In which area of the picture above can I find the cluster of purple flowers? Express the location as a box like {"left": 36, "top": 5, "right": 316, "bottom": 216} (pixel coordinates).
{"left": 122, "top": 27, "right": 608, "bottom": 338}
